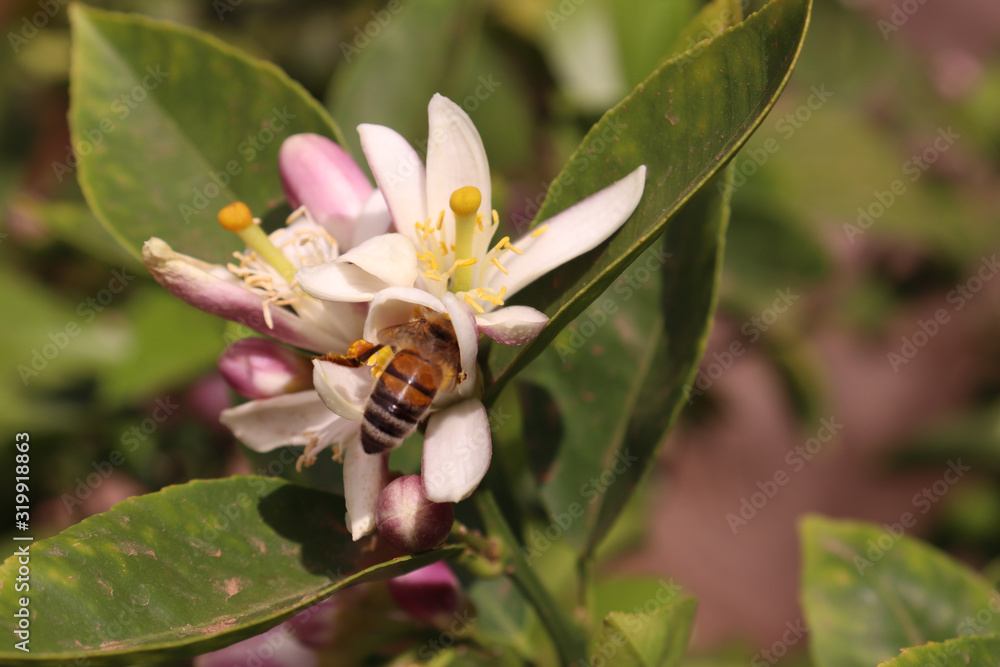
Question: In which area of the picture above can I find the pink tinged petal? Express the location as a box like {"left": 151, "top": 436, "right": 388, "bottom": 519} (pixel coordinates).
{"left": 475, "top": 306, "right": 549, "bottom": 347}
{"left": 386, "top": 562, "right": 465, "bottom": 625}
{"left": 312, "top": 359, "right": 372, "bottom": 421}
{"left": 441, "top": 292, "right": 479, "bottom": 399}
{"left": 363, "top": 287, "right": 447, "bottom": 342}
{"left": 218, "top": 338, "right": 313, "bottom": 400}
{"left": 296, "top": 234, "right": 418, "bottom": 303}
{"left": 194, "top": 622, "right": 317, "bottom": 667}
{"left": 421, "top": 400, "right": 492, "bottom": 503}
{"left": 219, "top": 391, "right": 354, "bottom": 453}
{"left": 349, "top": 190, "right": 393, "bottom": 249}
{"left": 279, "top": 134, "right": 373, "bottom": 246}
{"left": 358, "top": 123, "right": 427, "bottom": 244}
{"left": 142, "top": 238, "right": 342, "bottom": 353}
{"left": 485, "top": 165, "right": 647, "bottom": 298}
{"left": 425, "top": 94, "right": 492, "bottom": 234}
{"left": 344, "top": 436, "right": 389, "bottom": 541}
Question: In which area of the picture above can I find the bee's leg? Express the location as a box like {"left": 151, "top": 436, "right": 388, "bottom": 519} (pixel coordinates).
{"left": 317, "top": 339, "right": 381, "bottom": 368}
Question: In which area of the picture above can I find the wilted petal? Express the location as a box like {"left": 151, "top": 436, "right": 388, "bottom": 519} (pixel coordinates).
{"left": 475, "top": 306, "right": 549, "bottom": 346}
{"left": 312, "top": 359, "right": 372, "bottom": 422}
{"left": 218, "top": 338, "right": 313, "bottom": 400}
{"left": 279, "top": 133, "right": 373, "bottom": 246}
{"left": 344, "top": 436, "right": 389, "bottom": 541}
{"left": 219, "top": 391, "right": 355, "bottom": 453}
{"left": 386, "top": 562, "right": 465, "bottom": 626}
{"left": 441, "top": 292, "right": 479, "bottom": 399}
{"left": 485, "top": 165, "right": 646, "bottom": 298}
{"left": 425, "top": 94, "right": 492, "bottom": 236}
{"left": 422, "top": 400, "right": 491, "bottom": 503}
{"left": 142, "top": 238, "right": 343, "bottom": 352}
{"left": 358, "top": 123, "right": 427, "bottom": 244}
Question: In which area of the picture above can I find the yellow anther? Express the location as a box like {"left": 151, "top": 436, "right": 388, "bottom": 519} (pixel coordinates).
{"left": 449, "top": 186, "right": 482, "bottom": 217}
{"left": 531, "top": 224, "right": 548, "bottom": 238}
{"left": 491, "top": 257, "right": 509, "bottom": 275}
{"left": 463, "top": 294, "right": 486, "bottom": 314}
{"left": 504, "top": 239, "right": 524, "bottom": 255}
{"left": 436, "top": 210, "right": 445, "bottom": 230}
{"left": 455, "top": 258, "right": 478, "bottom": 267}
{"left": 218, "top": 202, "right": 296, "bottom": 283}
{"left": 217, "top": 201, "right": 254, "bottom": 231}
{"left": 475, "top": 212, "right": 484, "bottom": 231}
{"left": 492, "top": 210, "right": 499, "bottom": 226}
{"left": 492, "top": 236, "right": 511, "bottom": 253}
{"left": 423, "top": 271, "right": 444, "bottom": 282}
{"left": 367, "top": 346, "right": 395, "bottom": 378}
{"left": 440, "top": 241, "right": 449, "bottom": 256}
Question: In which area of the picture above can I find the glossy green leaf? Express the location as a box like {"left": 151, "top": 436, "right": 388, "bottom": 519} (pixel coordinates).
{"left": 801, "top": 515, "right": 1000, "bottom": 667}
{"left": 69, "top": 5, "right": 342, "bottom": 264}
{"left": 878, "top": 635, "right": 1000, "bottom": 666}
{"left": 592, "top": 596, "right": 697, "bottom": 667}
{"left": 0, "top": 476, "right": 460, "bottom": 665}
{"left": 485, "top": 0, "right": 812, "bottom": 399}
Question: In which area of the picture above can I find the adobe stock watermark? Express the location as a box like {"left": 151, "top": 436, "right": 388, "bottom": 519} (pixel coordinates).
{"left": 843, "top": 126, "right": 960, "bottom": 243}
{"left": 751, "top": 619, "right": 809, "bottom": 666}
{"left": 17, "top": 267, "right": 136, "bottom": 385}
{"left": 686, "top": 288, "right": 800, "bottom": 402}
{"left": 51, "top": 65, "right": 170, "bottom": 182}
{"left": 853, "top": 459, "right": 971, "bottom": 574}
{"left": 178, "top": 106, "right": 296, "bottom": 223}
{"left": 725, "top": 417, "right": 842, "bottom": 535}
{"left": 7, "top": 0, "right": 70, "bottom": 54}
{"left": 553, "top": 245, "right": 672, "bottom": 361}
{"left": 887, "top": 254, "right": 1000, "bottom": 372}
{"left": 60, "top": 397, "right": 179, "bottom": 513}
{"left": 339, "top": 0, "right": 415, "bottom": 63}
{"left": 877, "top": 0, "right": 932, "bottom": 40}
{"left": 545, "top": 0, "right": 588, "bottom": 30}
{"left": 521, "top": 449, "right": 638, "bottom": 562}
{"left": 725, "top": 84, "right": 834, "bottom": 195}
{"left": 509, "top": 117, "right": 627, "bottom": 234}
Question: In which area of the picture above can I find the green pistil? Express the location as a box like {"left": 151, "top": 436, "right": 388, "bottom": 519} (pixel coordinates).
{"left": 218, "top": 201, "right": 297, "bottom": 283}
{"left": 449, "top": 186, "right": 481, "bottom": 293}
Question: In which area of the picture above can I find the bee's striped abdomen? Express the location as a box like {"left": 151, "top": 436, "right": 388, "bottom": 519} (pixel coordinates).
{"left": 361, "top": 350, "right": 442, "bottom": 454}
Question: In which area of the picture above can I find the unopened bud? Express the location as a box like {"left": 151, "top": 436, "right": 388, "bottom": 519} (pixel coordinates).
{"left": 376, "top": 475, "right": 453, "bottom": 552}
{"left": 386, "top": 561, "right": 468, "bottom": 627}
{"left": 279, "top": 133, "right": 374, "bottom": 246}
{"left": 218, "top": 338, "right": 312, "bottom": 399}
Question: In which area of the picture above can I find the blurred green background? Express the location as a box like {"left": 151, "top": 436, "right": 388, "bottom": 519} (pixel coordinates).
{"left": 2, "top": 0, "right": 999, "bottom": 663}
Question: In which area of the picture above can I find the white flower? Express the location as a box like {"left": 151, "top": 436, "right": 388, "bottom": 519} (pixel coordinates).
{"left": 295, "top": 93, "right": 646, "bottom": 347}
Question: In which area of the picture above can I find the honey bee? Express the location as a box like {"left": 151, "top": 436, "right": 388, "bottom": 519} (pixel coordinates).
{"left": 324, "top": 310, "right": 463, "bottom": 454}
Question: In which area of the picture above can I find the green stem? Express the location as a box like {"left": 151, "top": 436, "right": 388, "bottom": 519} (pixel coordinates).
{"left": 449, "top": 521, "right": 505, "bottom": 578}
{"left": 475, "top": 490, "right": 589, "bottom": 665}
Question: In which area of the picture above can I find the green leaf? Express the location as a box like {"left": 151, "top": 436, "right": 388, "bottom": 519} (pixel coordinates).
{"left": 0, "top": 476, "right": 460, "bottom": 665}
{"left": 878, "top": 635, "right": 1000, "bottom": 666}
{"left": 592, "top": 596, "right": 697, "bottom": 667}
{"left": 69, "top": 5, "right": 342, "bottom": 264}
{"left": 485, "top": 0, "right": 812, "bottom": 400}
{"left": 328, "top": 0, "right": 485, "bottom": 163}
{"left": 801, "top": 515, "right": 1000, "bottom": 667}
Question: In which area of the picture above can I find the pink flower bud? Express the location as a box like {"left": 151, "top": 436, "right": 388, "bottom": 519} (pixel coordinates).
{"left": 386, "top": 561, "right": 467, "bottom": 627}
{"left": 218, "top": 338, "right": 312, "bottom": 400}
{"left": 376, "top": 475, "right": 453, "bottom": 552}
{"left": 279, "top": 134, "right": 373, "bottom": 244}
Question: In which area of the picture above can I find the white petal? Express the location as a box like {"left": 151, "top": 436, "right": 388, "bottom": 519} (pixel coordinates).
{"left": 421, "top": 400, "right": 492, "bottom": 503}
{"left": 312, "top": 359, "right": 371, "bottom": 421}
{"left": 358, "top": 123, "right": 427, "bottom": 245}
{"left": 363, "top": 287, "right": 446, "bottom": 342}
{"left": 343, "top": 435, "right": 389, "bottom": 541}
{"left": 219, "top": 391, "right": 355, "bottom": 452}
{"left": 442, "top": 292, "right": 479, "bottom": 399}
{"left": 349, "top": 189, "right": 393, "bottom": 249}
{"left": 425, "top": 94, "right": 492, "bottom": 241}
{"left": 339, "top": 233, "right": 418, "bottom": 287}
{"left": 485, "top": 165, "right": 647, "bottom": 298}
{"left": 296, "top": 233, "right": 422, "bottom": 303}
{"left": 475, "top": 306, "right": 548, "bottom": 347}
